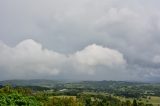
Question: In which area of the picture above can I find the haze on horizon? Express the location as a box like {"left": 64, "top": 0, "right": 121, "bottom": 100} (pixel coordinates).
{"left": 0, "top": 0, "right": 160, "bottom": 81}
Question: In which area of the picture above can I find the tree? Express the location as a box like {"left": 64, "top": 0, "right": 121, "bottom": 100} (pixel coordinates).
{"left": 126, "top": 100, "right": 131, "bottom": 106}
{"left": 133, "top": 99, "right": 137, "bottom": 106}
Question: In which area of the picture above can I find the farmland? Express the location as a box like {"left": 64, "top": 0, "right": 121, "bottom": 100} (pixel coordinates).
{"left": 0, "top": 80, "right": 160, "bottom": 106}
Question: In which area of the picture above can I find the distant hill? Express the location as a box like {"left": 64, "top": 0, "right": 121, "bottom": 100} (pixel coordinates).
{"left": 1, "top": 79, "right": 159, "bottom": 89}
{"left": 0, "top": 79, "right": 66, "bottom": 88}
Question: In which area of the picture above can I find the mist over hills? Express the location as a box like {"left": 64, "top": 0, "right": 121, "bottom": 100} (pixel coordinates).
{"left": 0, "top": 79, "right": 158, "bottom": 87}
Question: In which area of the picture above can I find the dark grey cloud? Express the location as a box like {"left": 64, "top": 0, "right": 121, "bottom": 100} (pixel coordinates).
{"left": 0, "top": 0, "right": 160, "bottom": 81}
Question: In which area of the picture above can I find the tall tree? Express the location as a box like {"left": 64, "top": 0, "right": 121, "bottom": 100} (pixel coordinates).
{"left": 133, "top": 99, "right": 137, "bottom": 106}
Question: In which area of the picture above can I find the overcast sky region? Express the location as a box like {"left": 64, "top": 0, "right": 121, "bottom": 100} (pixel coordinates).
{"left": 0, "top": 0, "right": 160, "bottom": 81}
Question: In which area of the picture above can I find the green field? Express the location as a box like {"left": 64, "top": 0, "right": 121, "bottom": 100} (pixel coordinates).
{"left": 49, "top": 95, "right": 76, "bottom": 100}
{"left": 116, "top": 96, "right": 160, "bottom": 106}
{"left": 51, "top": 93, "right": 160, "bottom": 106}
{"left": 141, "top": 96, "right": 160, "bottom": 106}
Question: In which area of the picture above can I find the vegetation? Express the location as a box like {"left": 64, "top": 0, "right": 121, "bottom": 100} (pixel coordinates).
{"left": 0, "top": 80, "right": 160, "bottom": 106}
{"left": 0, "top": 85, "right": 41, "bottom": 106}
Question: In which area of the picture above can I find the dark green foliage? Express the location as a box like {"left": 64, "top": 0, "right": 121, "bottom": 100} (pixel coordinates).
{"left": 133, "top": 99, "right": 138, "bottom": 106}
{"left": 0, "top": 85, "right": 41, "bottom": 106}
{"left": 0, "top": 93, "right": 41, "bottom": 106}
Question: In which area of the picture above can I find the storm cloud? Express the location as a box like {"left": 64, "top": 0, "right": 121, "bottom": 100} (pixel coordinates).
{"left": 0, "top": 0, "right": 160, "bottom": 81}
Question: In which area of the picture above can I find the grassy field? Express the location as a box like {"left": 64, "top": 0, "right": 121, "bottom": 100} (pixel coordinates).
{"left": 141, "top": 96, "right": 160, "bottom": 106}
{"left": 115, "top": 96, "right": 133, "bottom": 102}
{"left": 49, "top": 93, "right": 160, "bottom": 106}
{"left": 116, "top": 96, "right": 160, "bottom": 106}
{"left": 49, "top": 96, "right": 77, "bottom": 100}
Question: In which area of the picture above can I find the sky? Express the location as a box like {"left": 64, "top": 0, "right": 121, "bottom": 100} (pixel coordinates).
{"left": 0, "top": 0, "right": 160, "bottom": 81}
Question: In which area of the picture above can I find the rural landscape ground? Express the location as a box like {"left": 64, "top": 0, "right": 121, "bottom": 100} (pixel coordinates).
{"left": 0, "top": 79, "right": 160, "bottom": 106}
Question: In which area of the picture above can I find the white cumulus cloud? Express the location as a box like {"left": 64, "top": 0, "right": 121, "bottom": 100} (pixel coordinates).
{"left": 0, "top": 39, "right": 126, "bottom": 79}
{"left": 71, "top": 44, "right": 125, "bottom": 66}
{"left": 70, "top": 44, "right": 126, "bottom": 75}
{"left": 0, "top": 39, "right": 67, "bottom": 79}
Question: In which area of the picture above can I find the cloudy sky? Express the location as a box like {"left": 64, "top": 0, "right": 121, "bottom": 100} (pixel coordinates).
{"left": 0, "top": 0, "right": 160, "bottom": 81}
